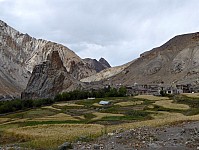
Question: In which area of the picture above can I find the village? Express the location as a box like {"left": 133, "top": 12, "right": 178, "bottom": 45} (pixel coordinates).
{"left": 124, "top": 83, "right": 195, "bottom": 96}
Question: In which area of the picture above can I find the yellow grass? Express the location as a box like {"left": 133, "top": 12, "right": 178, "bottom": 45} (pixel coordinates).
{"left": 147, "top": 105, "right": 154, "bottom": 109}
{"left": 6, "top": 124, "right": 104, "bottom": 148}
{"left": 107, "top": 112, "right": 199, "bottom": 132}
{"left": 92, "top": 103, "right": 103, "bottom": 107}
{"left": 0, "top": 118, "right": 10, "bottom": 124}
{"left": 115, "top": 101, "right": 143, "bottom": 106}
{"left": 1, "top": 118, "right": 28, "bottom": 125}
{"left": 154, "top": 100, "right": 190, "bottom": 110}
{"left": 182, "top": 93, "right": 199, "bottom": 98}
{"left": 32, "top": 113, "right": 79, "bottom": 121}
{"left": 92, "top": 112, "right": 124, "bottom": 120}
{"left": 42, "top": 106, "right": 61, "bottom": 111}
{"left": 134, "top": 95, "right": 169, "bottom": 101}
{"left": 54, "top": 103, "right": 84, "bottom": 107}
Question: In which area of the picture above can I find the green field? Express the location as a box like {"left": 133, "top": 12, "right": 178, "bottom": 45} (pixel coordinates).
{"left": 1, "top": 94, "right": 199, "bottom": 149}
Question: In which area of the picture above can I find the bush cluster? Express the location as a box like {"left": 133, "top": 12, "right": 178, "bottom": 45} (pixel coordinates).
{"left": 0, "top": 98, "right": 54, "bottom": 114}
{"left": 54, "top": 86, "right": 127, "bottom": 101}
{"left": 0, "top": 86, "right": 127, "bottom": 114}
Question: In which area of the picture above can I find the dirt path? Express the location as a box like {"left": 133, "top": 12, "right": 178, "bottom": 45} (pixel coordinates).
{"left": 73, "top": 121, "right": 199, "bottom": 150}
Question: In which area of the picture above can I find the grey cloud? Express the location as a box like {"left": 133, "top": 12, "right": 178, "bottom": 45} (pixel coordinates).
{"left": 1, "top": 0, "right": 199, "bottom": 66}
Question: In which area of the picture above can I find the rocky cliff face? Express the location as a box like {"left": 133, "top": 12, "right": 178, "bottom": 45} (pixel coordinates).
{"left": 83, "top": 58, "right": 111, "bottom": 73}
{"left": 0, "top": 20, "right": 97, "bottom": 100}
{"left": 107, "top": 32, "right": 199, "bottom": 86}
{"left": 99, "top": 58, "right": 111, "bottom": 68}
{"left": 21, "top": 51, "right": 83, "bottom": 99}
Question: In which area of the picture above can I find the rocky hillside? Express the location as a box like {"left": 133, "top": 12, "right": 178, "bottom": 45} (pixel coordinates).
{"left": 81, "top": 61, "right": 132, "bottom": 82}
{"left": 21, "top": 51, "right": 84, "bottom": 99}
{"left": 0, "top": 20, "right": 106, "bottom": 100}
{"left": 83, "top": 57, "right": 111, "bottom": 73}
{"left": 107, "top": 32, "right": 199, "bottom": 86}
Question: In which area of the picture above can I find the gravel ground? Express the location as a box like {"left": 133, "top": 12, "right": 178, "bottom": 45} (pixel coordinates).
{"left": 73, "top": 121, "right": 199, "bottom": 150}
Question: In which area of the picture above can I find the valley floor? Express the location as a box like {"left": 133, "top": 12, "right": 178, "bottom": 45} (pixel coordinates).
{"left": 0, "top": 93, "right": 199, "bottom": 149}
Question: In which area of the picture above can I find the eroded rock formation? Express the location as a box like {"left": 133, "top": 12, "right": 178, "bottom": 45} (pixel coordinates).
{"left": 21, "top": 51, "right": 83, "bottom": 99}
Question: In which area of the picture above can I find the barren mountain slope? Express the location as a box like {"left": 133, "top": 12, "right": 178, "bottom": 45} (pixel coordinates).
{"left": 81, "top": 61, "right": 133, "bottom": 82}
{"left": 0, "top": 20, "right": 96, "bottom": 99}
{"left": 108, "top": 32, "right": 199, "bottom": 86}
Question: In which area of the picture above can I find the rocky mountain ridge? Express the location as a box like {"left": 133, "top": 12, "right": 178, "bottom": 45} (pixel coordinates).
{"left": 83, "top": 58, "right": 111, "bottom": 73}
{"left": 107, "top": 32, "right": 199, "bottom": 86}
{"left": 0, "top": 20, "right": 110, "bottom": 100}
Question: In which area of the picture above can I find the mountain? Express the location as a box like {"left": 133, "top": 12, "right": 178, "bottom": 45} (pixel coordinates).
{"left": 80, "top": 61, "right": 132, "bottom": 82}
{"left": 0, "top": 20, "right": 110, "bottom": 100}
{"left": 106, "top": 32, "right": 199, "bottom": 86}
{"left": 22, "top": 31, "right": 199, "bottom": 99}
{"left": 21, "top": 51, "right": 84, "bottom": 99}
{"left": 83, "top": 58, "right": 111, "bottom": 73}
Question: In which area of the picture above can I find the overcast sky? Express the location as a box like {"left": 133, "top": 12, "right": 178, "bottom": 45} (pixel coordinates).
{"left": 1, "top": 0, "right": 199, "bottom": 66}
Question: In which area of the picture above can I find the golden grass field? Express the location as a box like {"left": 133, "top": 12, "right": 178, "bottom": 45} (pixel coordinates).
{"left": 92, "top": 112, "right": 124, "bottom": 120}
{"left": 134, "top": 95, "right": 169, "bottom": 100}
{"left": 42, "top": 106, "right": 62, "bottom": 111}
{"left": 53, "top": 103, "right": 84, "bottom": 107}
{"left": 115, "top": 100, "right": 143, "bottom": 106}
{"left": 154, "top": 100, "right": 190, "bottom": 110}
{"left": 32, "top": 113, "right": 79, "bottom": 121}
{"left": 6, "top": 124, "right": 104, "bottom": 149}
{"left": 107, "top": 112, "right": 199, "bottom": 132}
{"left": 182, "top": 93, "right": 199, "bottom": 98}
{"left": 92, "top": 103, "right": 103, "bottom": 107}
{"left": 0, "top": 118, "right": 10, "bottom": 124}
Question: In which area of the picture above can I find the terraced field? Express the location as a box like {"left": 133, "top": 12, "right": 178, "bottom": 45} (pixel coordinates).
{"left": 1, "top": 93, "right": 199, "bottom": 149}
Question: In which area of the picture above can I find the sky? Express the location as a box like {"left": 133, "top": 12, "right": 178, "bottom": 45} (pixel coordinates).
{"left": 1, "top": 0, "right": 199, "bottom": 66}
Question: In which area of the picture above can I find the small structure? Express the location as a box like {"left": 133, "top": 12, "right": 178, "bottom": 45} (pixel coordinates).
{"left": 99, "top": 100, "right": 110, "bottom": 105}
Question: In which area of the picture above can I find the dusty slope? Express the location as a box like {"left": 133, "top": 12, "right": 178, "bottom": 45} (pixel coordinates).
{"left": 108, "top": 32, "right": 199, "bottom": 86}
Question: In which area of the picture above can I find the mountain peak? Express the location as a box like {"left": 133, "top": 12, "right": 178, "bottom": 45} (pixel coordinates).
{"left": 99, "top": 57, "right": 111, "bottom": 68}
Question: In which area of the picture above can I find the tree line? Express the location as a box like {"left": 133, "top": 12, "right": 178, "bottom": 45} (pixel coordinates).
{"left": 0, "top": 86, "right": 127, "bottom": 114}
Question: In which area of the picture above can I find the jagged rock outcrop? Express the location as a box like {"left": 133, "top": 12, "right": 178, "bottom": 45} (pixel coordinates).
{"left": 99, "top": 58, "right": 111, "bottom": 68}
{"left": 21, "top": 51, "right": 83, "bottom": 99}
{"left": 0, "top": 20, "right": 97, "bottom": 99}
{"left": 107, "top": 32, "right": 199, "bottom": 86}
{"left": 83, "top": 58, "right": 111, "bottom": 73}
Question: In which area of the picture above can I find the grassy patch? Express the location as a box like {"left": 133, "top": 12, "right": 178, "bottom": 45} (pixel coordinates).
{"left": 154, "top": 100, "right": 189, "bottom": 110}
{"left": 92, "top": 112, "right": 124, "bottom": 120}
{"left": 182, "top": 93, "right": 199, "bottom": 98}
{"left": 75, "top": 98, "right": 102, "bottom": 107}
{"left": 5, "top": 124, "right": 104, "bottom": 149}
{"left": 31, "top": 113, "right": 79, "bottom": 121}
{"left": 115, "top": 101, "right": 143, "bottom": 106}
{"left": 107, "top": 112, "right": 199, "bottom": 132}
{"left": 0, "top": 118, "right": 11, "bottom": 124}
{"left": 54, "top": 102, "right": 84, "bottom": 107}
{"left": 134, "top": 95, "right": 169, "bottom": 101}
{"left": 42, "top": 105, "right": 62, "bottom": 111}
{"left": 21, "top": 120, "right": 84, "bottom": 126}
{"left": 83, "top": 113, "right": 96, "bottom": 120}
{"left": 3, "top": 108, "right": 58, "bottom": 119}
